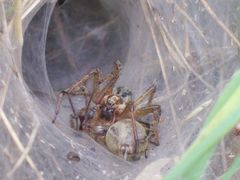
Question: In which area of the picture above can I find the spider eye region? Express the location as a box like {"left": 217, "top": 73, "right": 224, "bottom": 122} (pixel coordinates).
{"left": 114, "top": 86, "right": 132, "bottom": 98}
{"left": 116, "top": 87, "right": 122, "bottom": 94}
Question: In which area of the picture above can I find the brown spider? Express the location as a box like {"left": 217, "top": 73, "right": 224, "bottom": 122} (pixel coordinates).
{"left": 52, "top": 61, "right": 161, "bottom": 160}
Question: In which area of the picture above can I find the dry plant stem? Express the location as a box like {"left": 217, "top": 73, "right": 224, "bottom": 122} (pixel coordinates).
{"left": 0, "top": 109, "right": 44, "bottom": 180}
{"left": 23, "top": 0, "right": 30, "bottom": 7}
{"left": 1, "top": 5, "right": 42, "bottom": 178}
{"left": 158, "top": 24, "right": 184, "bottom": 68}
{"left": 200, "top": 0, "right": 240, "bottom": 48}
{"left": 175, "top": 2, "right": 208, "bottom": 44}
{"left": 156, "top": 17, "right": 215, "bottom": 91}
{"left": 184, "top": 21, "right": 190, "bottom": 58}
{"left": 7, "top": 121, "right": 40, "bottom": 178}
{"left": 220, "top": 140, "right": 227, "bottom": 172}
{"left": 149, "top": 3, "right": 214, "bottom": 91}
{"left": 182, "top": 99, "right": 212, "bottom": 123}
{"left": 22, "top": 0, "right": 45, "bottom": 21}
{"left": 183, "top": 13, "right": 196, "bottom": 111}
{"left": 0, "top": 0, "right": 7, "bottom": 34}
{"left": 22, "top": 0, "right": 41, "bottom": 9}
{"left": 140, "top": 0, "right": 185, "bottom": 152}
{"left": 0, "top": 69, "right": 12, "bottom": 108}
{"left": 153, "top": 56, "right": 229, "bottom": 106}
{"left": 0, "top": 0, "right": 12, "bottom": 48}
{"left": 13, "top": 0, "right": 23, "bottom": 46}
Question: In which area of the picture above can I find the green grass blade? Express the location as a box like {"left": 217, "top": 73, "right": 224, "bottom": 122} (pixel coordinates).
{"left": 205, "top": 70, "right": 240, "bottom": 125}
{"left": 165, "top": 71, "right": 240, "bottom": 180}
{"left": 182, "top": 148, "right": 215, "bottom": 179}
{"left": 221, "top": 156, "right": 240, "bottom": 180}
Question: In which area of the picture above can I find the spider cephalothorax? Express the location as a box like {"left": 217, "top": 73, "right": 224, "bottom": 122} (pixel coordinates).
{"left": 53, "top": 61, "right": 161, "bottom": 160}
{"left": 99, "top": 86, "right": 132, "bottom": 121}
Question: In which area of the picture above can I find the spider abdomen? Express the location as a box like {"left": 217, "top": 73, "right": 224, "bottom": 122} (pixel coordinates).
{"left": 106, "top": 119, "right": 148, "bottom": 161}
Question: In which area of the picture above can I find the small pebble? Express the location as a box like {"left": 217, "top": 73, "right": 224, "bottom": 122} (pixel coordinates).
{"left": 67, "top": 151, "right": 80, "bottom": 162}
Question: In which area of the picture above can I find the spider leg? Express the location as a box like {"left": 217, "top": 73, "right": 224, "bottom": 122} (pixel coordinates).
{"left": 52, "top": 90, "right": 80, "bottom": 124}
{"left": 52, "top": 92, "right": 64, "bottom": 123}
{"left": 65, "top": 69, "right": 102, "bottom": 94}
{"left": 64, "top": 92, "right": 79, "bottom": 130}
{"left": 129, "top": 103, "right": 139, "bottom": 153}
{"left": 82, "top": 72, "right": 100, "bottom": 126}
{"left": 52, "top": 69, "right": 102, "bottom": 123}
{"left": 93, "top": 60, "right": 122, "bottom": 104}
{"left": 134, "top": 105, "right": 161, "bottom": 146}
{"left": 134, "top": 84, "right": 156, "bottom": 108}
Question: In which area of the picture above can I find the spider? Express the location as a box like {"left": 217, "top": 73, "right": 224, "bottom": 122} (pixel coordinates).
{"left": 52, "top": 61, "right": 161, "bottom": 160}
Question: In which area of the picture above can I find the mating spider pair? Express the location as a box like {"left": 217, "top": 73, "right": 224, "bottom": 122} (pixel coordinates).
{"left": 52, "top": 61, "right": 161, "bottom": 160}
